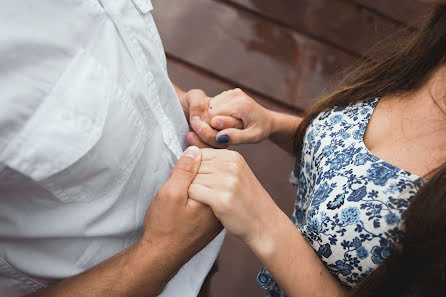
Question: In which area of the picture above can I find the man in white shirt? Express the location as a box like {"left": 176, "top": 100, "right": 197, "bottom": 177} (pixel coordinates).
{"left": 0, "top": 0, "right": 236, "bottom": 296}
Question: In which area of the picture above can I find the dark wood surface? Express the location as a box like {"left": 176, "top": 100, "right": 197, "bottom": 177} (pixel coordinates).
{"left": 351, "top": 0, "right": 432, "bottom": 25}
{"left": 225, "top": 0, "right": 401, "bottom": 56}
{"left": 152, "top": 1, "right": 432, "bottom": 296}
{"left": 154, "top": 0, "right": 356, "bottom": 111}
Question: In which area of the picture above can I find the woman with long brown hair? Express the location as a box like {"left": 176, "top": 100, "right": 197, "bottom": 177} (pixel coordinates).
{"left": 185, "top": 1, "right": 446, "bottom": 296}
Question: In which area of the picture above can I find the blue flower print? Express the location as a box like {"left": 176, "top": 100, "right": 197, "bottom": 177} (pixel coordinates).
{"left": 384, "top": 213, "right": 399, "bottom": 226}
{"left": 314, "top": 139, "right": 322, "bottom": 155}
{"left": 319, "top": 110, "right": 332, "bottom": 120}
{"left": 360, "top": 108, "right": 370, "bottom": 115}
{"left": 311, "top": 182, "right": 333, "bottom": 206}
{"left": 306, "top": 218, "right": 322, "bottom": 233}
{"left": 330, "top": 153, "right": 352, "bottom": 170}
{"left": 307, "top": 130, "right": 315, "bottom": 143}
{"left": 356, "top": 246, "right": 369, "bottom": 260}
{"left": 327, "top": 193, "right": 345, "bottom": 210}
{"left": 367, "top": 163, "right": 399, "bottom": 186}
{"left": 334, "top": 260, "right": 353, "bottom": 276}
{"left": 347, "top": 186, "right": 367, "bottom": 202}
{"left": 257, "top": 268, "right": 275, "bottom": 290}
{"left": 322, "top": 145, "right": 336, "bottom": 157}
{"left": 337, "top": 129, "right": 351, "bottom": 139}
{"left": 341, "top": 207, "right": 360, "bottom": 225}
{"left": 293, "top": 207, "right": 306, "bottom": 225}
{"left": 330, "top": 114, "right": 342, "bottom": 124}
{"left": 263, "top": 98, "right": 422, "bottom": 294}
{"left": 354, "top": 153, "right": 370, "bottom": 166}
{"left": 352, "top": 128, "right": 366, "bottom": 140}
{"left": 318, "top": 243, "right": 333, "bottom": 258}
{"left": 371, "top": 246, "right": 392, "bottom": 264}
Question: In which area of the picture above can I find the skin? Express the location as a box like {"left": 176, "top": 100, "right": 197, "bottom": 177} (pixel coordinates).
{"left": 29, "top": 0, "right": 444, "bottom": 291}
{"left": 186, "top": 64, "right": 446, "bottom": 296}
{"left": 174, "top": 86, "right": 244, "bottom": 149}
{"left": 183, "top": 88, "right": 301, "bottom": 152}
{"left": 27, "top": 84, "right": 234, "bottom": 296}
{"left": 363, "top": 65, "right": 446, "bottom": 177}
{"left": 27, "top": 146, "right": 222, "bottom": 297}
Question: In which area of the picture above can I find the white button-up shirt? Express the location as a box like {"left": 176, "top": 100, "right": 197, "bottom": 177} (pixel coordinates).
{"left": 0, "top": 1, "right": 224, "bottom": 296}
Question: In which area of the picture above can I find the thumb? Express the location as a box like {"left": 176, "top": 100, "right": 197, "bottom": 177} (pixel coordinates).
{"left": 216, "top": 127, "right": 260, "bottom": 145}
{"left": 168, "top": 146, "right": 202, "bottom": 196}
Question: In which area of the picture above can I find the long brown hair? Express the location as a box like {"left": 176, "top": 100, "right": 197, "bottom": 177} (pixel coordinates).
{"left": 349, "top": 164, "right": 446, "bottom": 297}
{"left": 294, "top": 5, "right": 446, "bottom": 165}
{"left": 293, "top": 5, "right": 446, "bottom": 297}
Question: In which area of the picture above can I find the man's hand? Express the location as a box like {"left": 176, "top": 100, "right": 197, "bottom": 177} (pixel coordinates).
{"left": 179, "top": 89, "right": 243, "bottom": 148}
{"left": 142, "top": 145, "right": 223, "bottom": 266}
{"left": 28, "top": 146, "right": 222, "bottom": 297}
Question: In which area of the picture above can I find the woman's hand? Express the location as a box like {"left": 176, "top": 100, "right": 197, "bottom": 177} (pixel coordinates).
{"left": 187, "top": 148, "right": 277, "bottom": 246}
{"left": 187, "top": 148, "right": 346, "bottom": 297}
{"left": 207, "top": 88, "right": 275, "bottom": 145}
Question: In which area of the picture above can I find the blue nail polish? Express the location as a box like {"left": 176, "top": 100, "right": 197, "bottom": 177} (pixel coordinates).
{"left": 216, "top": 135, "right": 230, "bottom": 144}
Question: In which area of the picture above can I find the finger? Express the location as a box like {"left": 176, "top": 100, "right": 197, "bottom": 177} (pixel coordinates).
{"left": 166, "top": 146, "right": 202, "bottom": 201}
{"left": 216, "top": 127, "right": 260, "bottom": 145}
{"left": 190, "top": 116, "right": 230, "bottom": 149}
{"left": 211, "top": 116, "right": 243, "bottom": 130}
{"left": 208, "top": 89, "right": 249, "bottom": 120}
{"left": 188, "top": 183, "right": 216, "bottom": 208}
{"left": 198, "top": 149, "right": 238, "bottom": 173}
{"left": 192, "top": 173, "right": 221, "bottom": 190}
{"left": 187, "top": 89, "right": 209, "bottom": 119}
{"left": 186, "top": 132, "right": 212, "bottom": 148}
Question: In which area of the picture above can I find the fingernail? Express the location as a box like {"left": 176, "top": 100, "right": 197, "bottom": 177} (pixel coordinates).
{"left": 191, "top": 116, "right": 202, "bottom": 133}
{"left": 183, "top": 146, "right": 200, "bottom": 159}
{"left": 213, "top": 118, "right": 224, "bottom": 130}
{"left": 216, "top": 135, "right": 230, "bottom": 144}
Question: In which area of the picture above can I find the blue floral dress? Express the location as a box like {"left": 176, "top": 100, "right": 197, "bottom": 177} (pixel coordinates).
{"left": 257, "top": 98, "right": 423, "bottom": 297}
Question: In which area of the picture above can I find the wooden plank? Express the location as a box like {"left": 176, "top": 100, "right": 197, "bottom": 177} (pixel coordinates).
{"left": 352, "top": 0, "right": 433, "bottom": 25}
{"left": 153, "top": 0, "right": 356, "bottom": 111}
{"left": 168, "top": 56, "right": 300, "bottom": 114}
{"left": 225, "top": 0, "right": 402, "bottom": 56}
{"left": 167, "top": 58, "right": 298, "bottom": 297}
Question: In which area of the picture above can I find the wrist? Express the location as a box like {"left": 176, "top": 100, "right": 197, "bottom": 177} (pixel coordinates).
{"left": 244, "top": 201, "right": 287, "bottom": 260}
{"left": 131, "top": 237, "right": 184, "bottom": 286}
{"left": 265, "top": 109, "right": 280, "bottom": 138}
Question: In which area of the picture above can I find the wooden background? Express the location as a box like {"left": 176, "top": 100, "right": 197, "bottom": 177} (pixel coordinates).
{"left": 151, "top": 1, "right": 432, "bottom": 296}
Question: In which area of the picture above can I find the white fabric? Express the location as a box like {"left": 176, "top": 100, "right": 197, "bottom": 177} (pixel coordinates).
{"left": 0, "top": 1, "right": 225, "bottom": 296}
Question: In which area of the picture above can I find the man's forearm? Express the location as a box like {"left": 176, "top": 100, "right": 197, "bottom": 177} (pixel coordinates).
{"left": 28, "top": 240, "right": 181, "bottom": 297}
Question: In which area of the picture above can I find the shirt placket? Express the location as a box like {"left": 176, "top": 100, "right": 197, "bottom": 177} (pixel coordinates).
{"left": 102, "top": 0, "right": 183, "bottom": 159}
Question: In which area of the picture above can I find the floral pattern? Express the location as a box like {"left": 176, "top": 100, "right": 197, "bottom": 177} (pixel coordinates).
{"left": 258, "top": 98, "right": 423, "bottom": 297}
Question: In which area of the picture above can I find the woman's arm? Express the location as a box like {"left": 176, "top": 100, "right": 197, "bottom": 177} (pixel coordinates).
{"left": 250, "top": 204, "right": 347, "bottom": 297}
{"left": 189, "top": 149, "right": 347, "bottom": 297}
{"left": 268, "top": 110, "right": 302, "bottom": 154}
